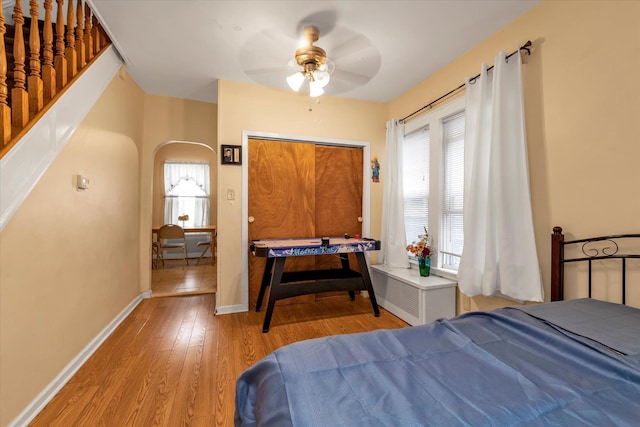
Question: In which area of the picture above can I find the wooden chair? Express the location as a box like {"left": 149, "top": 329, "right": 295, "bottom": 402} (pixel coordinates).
{"left": 158, "top": 224, "right": 189, "bottom": 266}
{"left": 152, "top": 240, "right": 162, "bottom": 268}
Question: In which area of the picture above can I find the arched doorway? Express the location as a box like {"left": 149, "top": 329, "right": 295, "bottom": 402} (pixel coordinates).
{"left": 151, "top": 141, "right": 218, "bottom": 297}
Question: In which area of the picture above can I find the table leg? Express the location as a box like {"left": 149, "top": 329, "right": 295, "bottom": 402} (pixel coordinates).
{"left": 355, "top": 252, "right": 380, "bottom": 317}
{"left": 255, "top": 257, "right": 274, "bottom": 312}
{"left": 340, "top": 254, "right": 356, "bottom": 301}
{"left": 262, "top": 257, "right": 286, "bottom": 333}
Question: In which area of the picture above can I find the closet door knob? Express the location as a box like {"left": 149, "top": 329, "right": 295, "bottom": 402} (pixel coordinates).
{"left": 248, "top": 216, "right": 255, "bottom": 223}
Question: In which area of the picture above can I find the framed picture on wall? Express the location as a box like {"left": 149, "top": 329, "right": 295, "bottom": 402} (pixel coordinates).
{"left": 221, "top": 144, "right": 242, "bottom": 165}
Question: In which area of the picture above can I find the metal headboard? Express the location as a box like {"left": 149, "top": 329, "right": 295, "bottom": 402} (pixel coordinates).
{"left": 551, "top": 226, "right": 640, "bottom": 303}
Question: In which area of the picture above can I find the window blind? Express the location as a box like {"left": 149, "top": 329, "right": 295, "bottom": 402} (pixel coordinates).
{"left": 402, "top": 127, "right": 430, "bottom": 245}
{"left": 441, "top": 112, "right": 465, "bottom": 269}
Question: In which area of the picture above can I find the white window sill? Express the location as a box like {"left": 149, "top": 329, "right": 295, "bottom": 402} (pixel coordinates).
{"left": 407, "top": 259, "right": 459, "bottom": 282}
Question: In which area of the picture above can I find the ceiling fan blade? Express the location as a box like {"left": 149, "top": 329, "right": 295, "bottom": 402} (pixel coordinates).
{"left": 329, "top": 32, "right": 374, "bottom": 61}
{"left": 331, "top": 69, "right": 372, "bottom": 86}
{"left": 244, "top": 67, "right": 287, "bottom": 77}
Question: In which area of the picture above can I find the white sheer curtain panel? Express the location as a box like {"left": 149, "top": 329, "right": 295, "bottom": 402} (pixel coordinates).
{"left": 164, "top": 162, "right": 210, "bottom": 227}
{"left": 379, "top": 119, "right": 410, "bottom": 268}
{"left": 458, "top": 51, "right": 543, "bottom": 302}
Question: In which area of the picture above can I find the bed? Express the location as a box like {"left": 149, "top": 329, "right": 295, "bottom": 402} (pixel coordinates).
{"left": 235, "top": 227, "right": 640, "bottom": 426}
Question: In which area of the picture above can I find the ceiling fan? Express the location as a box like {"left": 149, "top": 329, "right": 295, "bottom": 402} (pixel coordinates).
{"left": 286, "top": 26, "right": 335, "bottom": 97}
{"left": 240, "top": 19, "right": 380, "bottom": 98}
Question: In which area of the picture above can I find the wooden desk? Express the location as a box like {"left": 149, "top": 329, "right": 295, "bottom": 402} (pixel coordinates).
{"left": 251, "top": 237, "right": 381, "bottom": 332}
{"left": 152, "top": 225, "right": 217, "bottom": 239}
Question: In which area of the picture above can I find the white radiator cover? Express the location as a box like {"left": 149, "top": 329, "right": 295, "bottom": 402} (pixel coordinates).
{"left": 370, "top": 265, "right": 457, "bottom": 326}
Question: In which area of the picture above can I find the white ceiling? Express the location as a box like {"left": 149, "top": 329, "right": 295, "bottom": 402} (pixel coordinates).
{"left": 90, "top": 0, "right": 539, "bottom": 104}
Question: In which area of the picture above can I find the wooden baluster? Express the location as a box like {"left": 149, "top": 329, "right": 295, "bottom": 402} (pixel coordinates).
{"left": 91, "top": 13, "right": 98, "bottom": 52}
{"left": 11, "top": 0, "right": 28, "bottom": 135}
{"left": 65, "top": 0, "right": 77, "bottom": 80}
{"left": 75, "top": 0, "right": 84, "bottom": 68}
{"left": 83, "top": 1, "right": 92, "bottom": 61}
{"left": 101, "top": 23, "right": 109, "bottom": 46}
{"left": 54, "top": 0, "right": 67, "bottom": 90}
{"left": 28, "top": 0, "right": 43, "bottom": 119}
{"left": 0, "top": 0, "right": 11, "bottom": 144}
{"left": 42, "top": 0, "right": 56, "bottom": 104}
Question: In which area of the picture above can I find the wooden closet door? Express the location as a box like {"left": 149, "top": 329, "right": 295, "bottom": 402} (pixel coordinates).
{"left": 314, "top": 145, "right": 363, "bottom": 297}
{"left": 248, "top": 139, "right": 316, "bottom": 309}
{"left": 248, "top": 140, "right": 364, "bottom": 308}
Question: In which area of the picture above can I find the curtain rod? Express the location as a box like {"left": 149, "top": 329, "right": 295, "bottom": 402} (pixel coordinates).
{"left": 400, "top": 41, "right": 532, "bottom": 123}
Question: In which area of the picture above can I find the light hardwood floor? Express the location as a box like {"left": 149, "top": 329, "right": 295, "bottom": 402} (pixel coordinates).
{"left": 151, "top": 257, "right": 216, "bottom": 297}
{"left": 29, "top": 293, "right": 409, "bottom": 426}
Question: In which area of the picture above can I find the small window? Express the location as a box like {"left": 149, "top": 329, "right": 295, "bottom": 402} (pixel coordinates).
{"left": 402, "top": 127, "right": 430, "bottom": 246}
{"left": 164, "top": 162, "right": 210, "bottom": 228}
{"left": 441, "top": 112, "right": 465, "bottom": 269}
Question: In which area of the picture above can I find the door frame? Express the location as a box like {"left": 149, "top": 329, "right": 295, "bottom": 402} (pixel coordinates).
{"left": 240, "top": 130, "right": 371, "bottom": 312}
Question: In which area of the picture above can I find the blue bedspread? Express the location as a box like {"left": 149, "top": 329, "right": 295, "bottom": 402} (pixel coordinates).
{"left": 235, "top": 299, "right": 640, "bottom": 426}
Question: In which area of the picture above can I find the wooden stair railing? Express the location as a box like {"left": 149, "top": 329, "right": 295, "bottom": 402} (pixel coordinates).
{"left": 0, "top": 0, "right": 111, "bottom": 158}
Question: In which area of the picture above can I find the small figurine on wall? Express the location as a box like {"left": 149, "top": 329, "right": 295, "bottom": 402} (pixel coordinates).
{"left": 371, "top": 157, "right": 380, "bottom": 182}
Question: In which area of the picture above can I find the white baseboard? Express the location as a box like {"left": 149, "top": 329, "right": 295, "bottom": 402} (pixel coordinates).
{"left": 215, "top": 303, "right": 247, "bottom": 315}
{"left": 8, "top": 292, "right": 149, "bottom": 427}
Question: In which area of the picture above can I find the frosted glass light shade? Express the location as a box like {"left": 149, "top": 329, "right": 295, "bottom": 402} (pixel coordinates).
{"left": 309, "top": 81, "right": 325, "bottom": 97}
{"left": 286, "top": 72, "right": 305, "bottom": 91}
{"left": 313, "top": 69, "right": 331, "bottom": 88}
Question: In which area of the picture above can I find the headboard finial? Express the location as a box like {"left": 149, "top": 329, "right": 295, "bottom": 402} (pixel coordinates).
{"left": 553, "top": 226, "right": 563, "bottom": 235}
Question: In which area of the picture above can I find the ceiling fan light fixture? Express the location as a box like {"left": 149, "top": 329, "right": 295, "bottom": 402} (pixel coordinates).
{"left": 313, "top": 69, "right": 331, "bottom": 88}
{"left": 286, "top": 26, "right": 333, "bottom": 97}
{"left": 286, "top": 72, "right": 305, "bottom": 91}
{"left": 309, "top": 80, "right": 325, "bottom": 97}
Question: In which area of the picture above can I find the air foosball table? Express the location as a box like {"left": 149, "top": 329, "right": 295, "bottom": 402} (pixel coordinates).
{"left": 250, "top": 237, "right": 381, "bottom": 332}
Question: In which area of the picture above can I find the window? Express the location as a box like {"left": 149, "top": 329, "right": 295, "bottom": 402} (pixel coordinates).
{"left": 402, "top": 127, "right": 430, "bottom": 246}
{"left": 402, "top": 97, "right": 465, "bottom": 271}
{"left": 164, "top": 162, "right": 210, "bottom": 228}
{"left": 441, "top": 113, "right": 465, "bottom": 269}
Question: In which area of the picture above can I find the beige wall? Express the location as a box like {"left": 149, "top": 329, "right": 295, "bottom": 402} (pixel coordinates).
{"left": 390, "top": 0, "right": 640, "bottom": 311}
{"left": 139, "top": 96, "right": 217, "bottom": 293}
{"left": 216, "top": 81, "right": 387, "bottom": 308}
{"left": 152, "top": 143, "right": 218, "bottom": 227}
{"left": 0, "top": 68, "right": 145, "bottom": 425}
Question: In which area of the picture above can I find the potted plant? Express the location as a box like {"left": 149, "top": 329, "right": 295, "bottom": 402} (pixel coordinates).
{"left": 406, "top": 228, "right": 433, "bottom": 277}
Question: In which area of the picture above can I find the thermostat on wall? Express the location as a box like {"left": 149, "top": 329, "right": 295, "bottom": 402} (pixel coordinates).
{"left": 76, "top": 174, "right": 90, "bottom": 191}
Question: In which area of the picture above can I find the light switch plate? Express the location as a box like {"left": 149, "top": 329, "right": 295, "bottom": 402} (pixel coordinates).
{"left": 76, "top": 174, "right": 90, "bottom": 191}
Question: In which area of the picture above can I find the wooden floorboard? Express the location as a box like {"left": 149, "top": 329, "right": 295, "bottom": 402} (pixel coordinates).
{"left": 29, "top": 293, "right": 409, "bottom": 426}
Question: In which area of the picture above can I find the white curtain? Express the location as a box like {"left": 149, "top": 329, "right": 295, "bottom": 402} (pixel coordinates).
{"left": 458, "top": 51, "right": 543, "bottom": 302}
{"left": 164, "top": 162, "right": 210, "bottom": 227}
{"left": 378, "top": 119, "right": 410, "bottom": 268}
